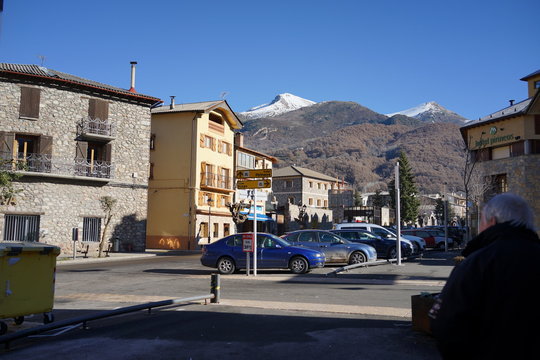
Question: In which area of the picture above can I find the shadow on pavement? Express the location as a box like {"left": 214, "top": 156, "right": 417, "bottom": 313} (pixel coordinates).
{"left": 1, "top": 306, "right": 439, "bottom": 360}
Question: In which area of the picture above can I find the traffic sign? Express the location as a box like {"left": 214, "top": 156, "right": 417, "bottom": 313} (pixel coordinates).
{"left": 236, "top": 169, "right": 273, "bottom": 179}
{"left": 242, "top": 234, "right": 254, "bottom": 252}
{"left": 236, "top": 179, "right": 271, "bottom": 189}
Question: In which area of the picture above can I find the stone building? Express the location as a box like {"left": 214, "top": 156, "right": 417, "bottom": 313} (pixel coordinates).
{"left": 460, "top": 69, "right": 540, "bottom": 232}
{"left": 0, "top": 63, "right": 160, "bottom": 255}
{"left": 272, "top": 166, "right": 349, "bottom": 231}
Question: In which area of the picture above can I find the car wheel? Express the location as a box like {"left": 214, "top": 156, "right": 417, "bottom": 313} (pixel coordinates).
{"left": 14, "top": 316, "right": 24, "bottom": 325}
{"left": 289, "top": 256, "right": 309, "bottom": 274}
{"left": 217, "top": 257, "right": 236, "bottom": 275}
{"left": 387, "top": 246, "right": 397, "bottom": 259}
{"left": 349, "top": 251, "right": 367, "bottom": 265}
{"left": 437, "top": 242, "right": 445, "bottom": 250}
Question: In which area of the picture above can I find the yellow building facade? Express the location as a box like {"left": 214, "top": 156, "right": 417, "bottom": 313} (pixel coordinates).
{"left": 147, "top": 100, "right": 242, "bottom": 250}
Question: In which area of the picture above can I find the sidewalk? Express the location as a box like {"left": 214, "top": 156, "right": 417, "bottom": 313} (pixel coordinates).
{"left": 56, "top": 249, "right": 201, "bottom": 266}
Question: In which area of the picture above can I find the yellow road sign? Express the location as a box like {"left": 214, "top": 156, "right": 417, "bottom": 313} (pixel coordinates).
{"left": 236, "top": 169, "right": 273, "bottom": 179}
{"left": 236, "top": 179, "right": 272, "bottom": 189}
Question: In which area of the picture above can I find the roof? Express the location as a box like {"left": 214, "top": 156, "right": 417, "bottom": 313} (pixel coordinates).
{"left": 0, "top": 63, "right": 161, "bottom": 105}
{"left": 236, "top": 146, "right": 278, "bottom": 163}
{"left": 520, "top": 69, "right": 540, "bottom": 81}
{"left": 461, "top": 97, "right": 532, "bottom": 129}
{"left": 273, "top": 165, "right": 341, "bottom": 182}
{"left": 151, "top": 99, "right": 243, "bottom": 129}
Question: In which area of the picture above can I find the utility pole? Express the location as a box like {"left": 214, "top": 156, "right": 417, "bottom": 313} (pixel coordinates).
{"left": 395, "top": 162, "right": 402, "bottom": 265}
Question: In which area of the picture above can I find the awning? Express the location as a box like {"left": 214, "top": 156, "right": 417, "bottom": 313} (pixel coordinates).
{"left": 243, "top": 213, "right": 274, "bottom": 222}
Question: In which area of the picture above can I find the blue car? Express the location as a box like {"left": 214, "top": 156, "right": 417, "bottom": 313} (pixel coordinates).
{"left": 201, "top": 232, "right": 326, "bottom": 274}
{"left": 331, "top": 229, "right": 412, "bottom": 259}
{"left": 282, "top": 230, "right": 377, "bottom": 265}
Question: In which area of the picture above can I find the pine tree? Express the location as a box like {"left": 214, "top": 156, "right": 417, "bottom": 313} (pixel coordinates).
{"left": 389, "top": 151, "right": 420, "bottom": 225}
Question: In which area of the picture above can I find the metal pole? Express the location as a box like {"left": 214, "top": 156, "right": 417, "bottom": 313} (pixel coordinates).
{"left": 444, "top": 198, "right": 448, "bottom": 252}
{"left": 208, "top": 199, "right": 212, "bottom": 244}
{"left": 210, "top": 273, "right": 220, "bottom": 303}
{"left": 253, "top": 189, "right": 258, "bottom": 276}
{"left": 395, "top": 162, "right": 401, "bottom": 265}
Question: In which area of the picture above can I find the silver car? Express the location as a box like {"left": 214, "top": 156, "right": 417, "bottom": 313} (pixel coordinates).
{"left": 282, "top": 230, "right": 377, "bottom": 264}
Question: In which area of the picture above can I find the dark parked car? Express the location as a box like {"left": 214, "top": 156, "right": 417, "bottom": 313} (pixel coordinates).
{"left": 282, "top": 230, "right": 377, "bottom": 265}
{"left": 201, "top": 232, "right": 325, "bottom": 274}
{"left": 331, "top": 229, "right": 412, "bottom": 259}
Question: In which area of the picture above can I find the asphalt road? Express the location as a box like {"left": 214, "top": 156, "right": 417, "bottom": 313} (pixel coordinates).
{"left": 0, "top": 251, "right": 458, "bottom": 359}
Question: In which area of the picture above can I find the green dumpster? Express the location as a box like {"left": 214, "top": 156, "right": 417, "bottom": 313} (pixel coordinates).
{"left": 0, "top": 242, "right": 60, "bottom": 335}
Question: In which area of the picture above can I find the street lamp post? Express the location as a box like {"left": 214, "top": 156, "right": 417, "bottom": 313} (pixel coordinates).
{"left": 207, "top": 197, "right": 213, "bottom": 243}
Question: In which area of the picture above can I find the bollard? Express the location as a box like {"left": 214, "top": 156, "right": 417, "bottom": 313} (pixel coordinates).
{"left": 210, "top": 273, "right": 220, "bottom": 304}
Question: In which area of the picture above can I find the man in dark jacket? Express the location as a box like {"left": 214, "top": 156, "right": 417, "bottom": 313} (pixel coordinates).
{"left": 430, "top": 193, "right": 540, "bottom": 359}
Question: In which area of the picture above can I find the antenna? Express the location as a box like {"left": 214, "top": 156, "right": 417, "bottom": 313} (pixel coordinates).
{"left": 220, "top": 91, "right": 229, "bottom": 100}
{"left": 37, "top": 55, "right": 46, "bottom": 66}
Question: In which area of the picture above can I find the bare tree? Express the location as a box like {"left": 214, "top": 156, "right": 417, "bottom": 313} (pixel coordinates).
{"left": 98, "top": 196, "right": 117, "bottom": 257}
{"left": 226, "top": 200, "right": 251, "bottom": 232}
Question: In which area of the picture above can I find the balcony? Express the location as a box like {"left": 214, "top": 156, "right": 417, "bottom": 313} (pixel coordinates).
{"left": 1, "top": 152, "right": 113, "bottom": 181}
{"left": 200, "top": 172, "right": 233, "bottom": 191}
{"left": 77, "top": 117, "right": 116, "bottom": 140}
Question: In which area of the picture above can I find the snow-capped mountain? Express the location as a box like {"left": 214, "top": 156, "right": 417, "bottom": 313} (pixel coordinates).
{"left": 239, "top": 93, "right": 316, "bottom": 120}
{"left": 386, "top": 101, "right": 467, "bottom": 124}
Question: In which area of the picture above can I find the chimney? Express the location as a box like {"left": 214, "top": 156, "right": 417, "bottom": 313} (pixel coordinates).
{"left": 129, "top": 61, "right": 137, "bottom": 93}
{"left": 509, "top": 99, "right": 515, "bottom": 106}
{"left": 234, "top": 133, "right": 244, "bottom": 147}
{"left": 170, "top": 96, "right": 176, "bottom": 109}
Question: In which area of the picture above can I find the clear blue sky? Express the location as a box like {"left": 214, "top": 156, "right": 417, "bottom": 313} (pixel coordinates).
{"left": 1, "top": 0, "right": 539, "bottom": 120}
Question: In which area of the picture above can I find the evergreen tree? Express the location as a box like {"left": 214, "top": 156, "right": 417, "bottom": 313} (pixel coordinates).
{"left": 389, "top": 151, "right": 420, "bottom": 225}
{"left": 354, "top": 190, "right": 362, "bottom": 206}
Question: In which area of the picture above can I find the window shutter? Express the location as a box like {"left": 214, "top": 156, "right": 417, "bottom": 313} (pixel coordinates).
{"left": 200, "top": 134, "right": 205, "bottom": 147}
{"left": 217, "top": 140, "right": 223, "bottom": 153}
{"left": 211, "top": 137, "right": 216, "bottom": 151}
{"left": 19, "top": 87, "right": 40, "bottom": 118}
{"left": 103, "top": 143, "right": 112, "bottom": 163}
{"left": 198, "top": 191, "right": 203, "bottom": 206}
{"left": 0, "top": 132, "right": 15, "bottom": 154}
{"left": 75, "top": 141, "right": 88, "bottom": 160}
{"left": 38, "top": 136, "right": 53, "bottom": 156}
{"left": 227, "top": 142, "right": 232, "bottom": 156}
{"left": 89, "top": 99, "right": 109, "bottom": 120}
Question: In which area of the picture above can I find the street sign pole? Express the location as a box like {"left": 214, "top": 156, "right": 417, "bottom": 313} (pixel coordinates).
{"left": 253, "top": 189, "right": 257, "bottom": 276}
{"left": 395, "top": 162, "right": 402, "bottom": 266}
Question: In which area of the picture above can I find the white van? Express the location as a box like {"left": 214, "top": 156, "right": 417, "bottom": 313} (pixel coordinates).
{"left": 334, "top": 223, "right": 425, "bottom": 255}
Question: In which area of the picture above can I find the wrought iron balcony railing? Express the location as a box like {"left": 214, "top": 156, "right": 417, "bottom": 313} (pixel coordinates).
{"left": 200, "top": 172, "right": 233, "bottom": 190}
{"left": 1, "top": 151, "right": 113, "bottom": 180}
{"left": 77, "top": 117, "right": 116, "bottom": 138}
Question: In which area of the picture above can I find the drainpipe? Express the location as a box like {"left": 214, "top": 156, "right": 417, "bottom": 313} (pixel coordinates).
{"left": 129, "top": 61, "right": 137, "bottom": 93}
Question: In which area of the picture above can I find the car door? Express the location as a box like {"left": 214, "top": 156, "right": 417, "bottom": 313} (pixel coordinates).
{"left": 354, "top": 231, "right": 385, "bottom": 254}
{"left": 229, "top": 234, "right": 248, "bottom": 268}
{"left": 296, "top": 231, "right": 319, "bottom": 252}
{"left": 257, "top": 234, "right": 288, "bottom": 268}
{"left": 319, "top": 232, "right": 348, "bottom": 262}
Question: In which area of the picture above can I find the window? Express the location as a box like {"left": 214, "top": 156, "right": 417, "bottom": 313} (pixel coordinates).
{"left": 308, "top": 198, "right": 313, "bottom": 205}
{"left": 19, "top": 87, "right": 40, "bottom": 119}
{"left": 200, "top": 134, "right": 215, "bottom": 150}
{"left": 219, "top": 168, "right": 230, "bottom": 189}
{"left": 511, "top": 141, "right": 524, "bottom": 157}
{"left": 324, "top": 200, "right": 328, "bottom": 207}
{"left": 3, "top": 214, "right": 40, "bottom": 242}
{"left": 4, "top": 133, "right": 53, "bottom": 173}
{"left": 494, "top": 174, "right": 508, "bottom": 194}
{"left": 223, "top": 223, "right": 230, "bottom": 237}
{"left": 204, "top": 136, "right": 213, "bottom": 149}
{"left": 75, "top": 141, "right": 112, "bottom": 178}
{"left": 218, "top": 141, "right": 232, "bottom": 155}
{"left": 213, "top": 223, "right": 219, "bottom": 238}
{"left": 492, "top": 146, "right": 510, "bottom": 160}
{"left": 150, "top": 134, "right": 156, "bottom": 150}
{"left": 82, "top": 217, "right": 101, "bottom": 242}
{"left": 298, "top": 232, "right": 317, "bottom": 242}
{"left": 200, "top": 222, "right": 209, "bottom": 238}
{"left": 238, "top": 152, "right": 255, "bottom": 168}
{"left": 324, "top": 184, "right": 328, "bottom": 190}
{"left": 316, "top": 199, "right": 321, "bottom": 207}
{"left": 535, "top": 80, "right": 540, "bottom": 89}
{"left": 317, "top": 183, "right": 321, "bottom": 190}
{"left": 284, "top": 180, "right": 293, "bottom": 188}
{"left": 535, "top": 115, "right": 540, "bottom": 135}
{"left": 309, "top": 181, "right": 313, "bottom": 188}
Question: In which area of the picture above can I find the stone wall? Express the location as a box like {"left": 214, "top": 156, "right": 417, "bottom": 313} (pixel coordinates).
{"left": 477, "top": 154, "right": 540, "bottom": 233}
{"left": 0, "top": 78, "right": 152, "bottom": 255}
